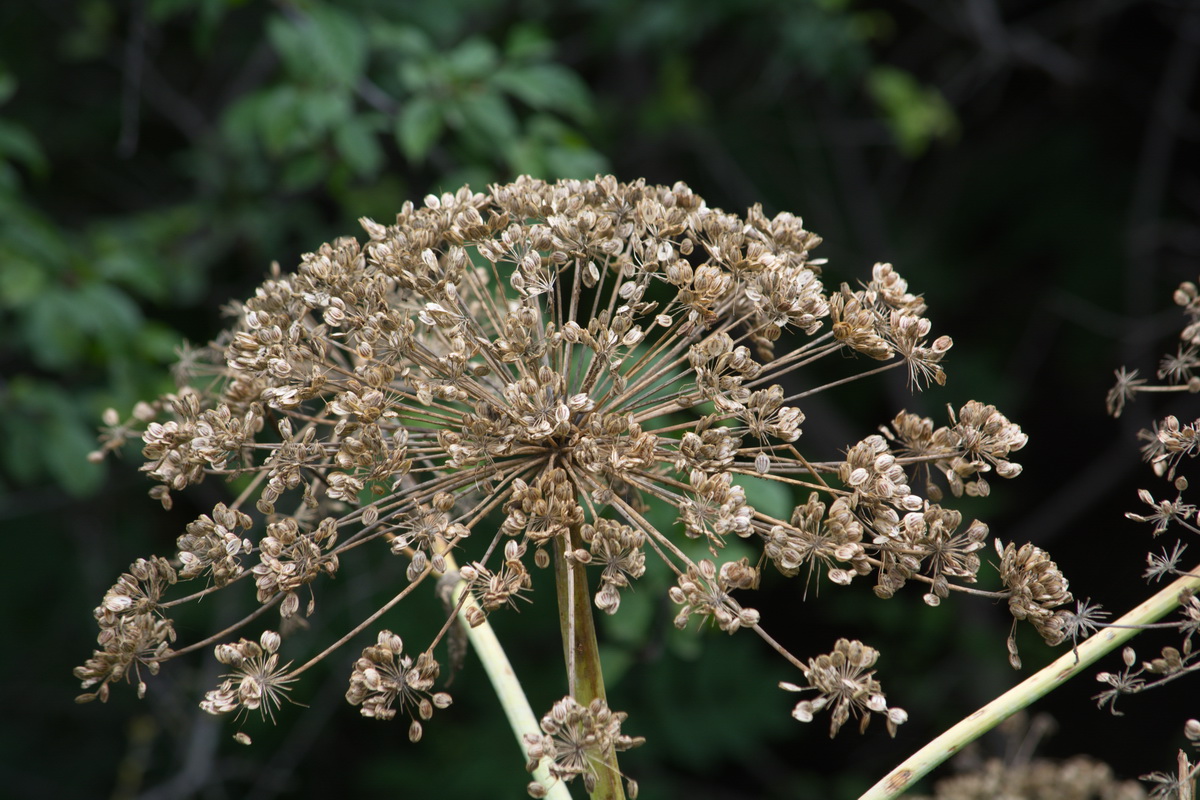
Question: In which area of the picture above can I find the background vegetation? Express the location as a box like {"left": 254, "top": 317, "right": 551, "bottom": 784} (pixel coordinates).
{"left": 3, "top": 0, "right": 1197, "bottom": 797}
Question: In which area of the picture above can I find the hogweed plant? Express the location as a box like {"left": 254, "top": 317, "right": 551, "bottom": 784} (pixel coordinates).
{"left": 78, "top": 175, "right": 1086, "bottom": 799}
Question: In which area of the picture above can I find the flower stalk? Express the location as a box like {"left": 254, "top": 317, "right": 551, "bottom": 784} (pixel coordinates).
{"left": 860, "top": 564, "right": 1200, "bottom": 800}
{"left": 440, "top": 549, "right": 571, "bottom": 800}
{"left": 554, "top": 523, "right": 624, "bottom": 800}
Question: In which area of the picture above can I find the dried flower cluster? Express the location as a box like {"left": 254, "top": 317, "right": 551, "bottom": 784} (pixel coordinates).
{"left": 1095, "top": 274, "right": 1200, "bottom": 796}
{"left": 1100, "top": 276, "right": 1200, "bottom": 714}
{"left": 908, "top": 755, "right": 1148, "bottom": 800}
{"left": 345, "top": 630, "right": 452, "bottom": 741}
{"left": 779, "top": 638, "right": 908, "bottom": 737}
{"left": 199, "top": 630, "right": 295, "bottom": 729}
{"left": 523, "top": 696, "right": 644, "bottom": 798}
{"left": 78, "top": 175, "right": 1072, "bottom": 786}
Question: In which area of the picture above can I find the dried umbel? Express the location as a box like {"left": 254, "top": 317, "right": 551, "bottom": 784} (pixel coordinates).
{"left": 78, "top": 175, "right": 1067, "bottom": 778}
{"left": 1099, "top": 275, "right": 1200, "bottom": 723}
{"left": 345, "top": 630, "right": 451, "bottom": 741}
{"left": 780, "top": 638, "right": 908, "bottom": 737}
{"left": 908, "top": 755, "right": 1148, "bottom": 800}
{"left": 523, "top": 696, "right": 644, "bottom": 797}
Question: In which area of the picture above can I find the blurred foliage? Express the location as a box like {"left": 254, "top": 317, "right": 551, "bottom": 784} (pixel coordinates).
{"left": 4, "top": 0, "right": 1197, "bottom": 798}
{"left": 0, "top": 0, "right": 948, "bottom": 499}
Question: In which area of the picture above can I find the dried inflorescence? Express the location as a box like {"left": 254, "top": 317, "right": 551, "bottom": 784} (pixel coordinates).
{"left": 998, "top": 540, "right": 1074, "bottom": 667}
{"left": 78, "top": 175, "right": 1064, "bottom": 765}
{"left": 523, "top": 696, "right": 644, "bottom": 798}
{"left": 200, "top": 630, "right": 296, "bottom": 728}
{"left": 908, "top": 755, "right": 1148, "bottom": 800}
{"left": 1100, "top": 275, "right": 1200, "bottom": 730}
{"left": 74, "top": 556, "right": 178, "bottom": 703}
{"left": 345, "top": 630, "right": 451, "bottom": 741}
{"left": 779, "top": 638, "right": 908, "bottom": 737}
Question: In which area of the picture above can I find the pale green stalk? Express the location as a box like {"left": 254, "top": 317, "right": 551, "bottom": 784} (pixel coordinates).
{"left": 440, "top": 551, "right": 571, "bottom": 800}
{"left": 860, "top": 566, "right": 1200, "bottom": 800}
{"left": 554, "top": 528, "right": 625, "bottom": 800}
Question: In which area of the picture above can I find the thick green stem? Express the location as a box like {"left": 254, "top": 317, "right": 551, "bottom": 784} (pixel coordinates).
{"left": 554, "top": 525, "right": 625, "bottom": 800}
{"left": 859, "top": 566, "right": 1200, "bottom": 800}
{"left": 439, "top": 550, "right": 571, "bottom": 800}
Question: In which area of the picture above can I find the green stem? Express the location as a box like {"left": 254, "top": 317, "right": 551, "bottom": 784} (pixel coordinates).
{"left": 859, "top": 566, "right": 1200, "bottom": 800}
{"left": 439, "top": 550, "right": 572, "bottom": 800}
{"left": 554, "top": 525, "right": 625, "bottom": 800}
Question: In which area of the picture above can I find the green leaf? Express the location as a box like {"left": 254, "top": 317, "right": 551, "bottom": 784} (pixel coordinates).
{"left": 280, "top": 151, "right": 328, "bottom": 192}
{"left": 267, "top": 5, "right": 367, "bottom": 88}
{"left": 445, "top": 37, "right": 498, "bottom": 81}
{"left": 600, "top": 579, "right": 656, "bottom": 646}
{"left": 867, "top": 65, "right": 958, "bottom": 157}
{"left": 0, "top": 70, "right": 16, "bottom": 105}
{"left": 492, "top": 64, "right": 593, "bottom": 122}
{"left": 0, "top": 378, "right": 102, "bottom": 494}
{"left": 0, "top": 387, "right": 42, "bottom": 484}
{"left": 734, "top": 473, "right": 794, "bottom": 521}
{"left": 255, "top": 85, "right": 304, "bottom": 154}
{"left": 76, "top": 281, "right": 143, "bottom": 342}
{"left": 543, "top": 142, "right": 608, "bottom": 181}
{"left": 511, "top": 115, "right": 607, "bottom": 179}
{"left": 0, "top": 257, "right": 48, "bottom": 307}
{"left": 457, "top": 89, "right": 518, "bottom": 154}
{"left": 0, "top": 121, "right": 47, "bottom": 174}
{"left": 334, "top": 117, "right": 384, "bottom": 177}
{"left": 24, "top": 289, "right": 87, "bottom": 369}
{"left": 368, "top": 21, "right": 432, "bottom": 58}
{"left": 295, "top": 88, "right": 352, "bottom": 141}
{"left": 44, "top": 410, "right": 104, "bottom": 496}
{"left": 504, "top": 24, "right": 553, "bottom": 61}
{"left": 395, "top": 95, "right": 443, "bottom": 162}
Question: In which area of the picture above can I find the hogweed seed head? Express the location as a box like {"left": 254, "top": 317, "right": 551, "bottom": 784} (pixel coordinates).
{"left": 77, "top": 176, "right": 1051, "bottom": 759}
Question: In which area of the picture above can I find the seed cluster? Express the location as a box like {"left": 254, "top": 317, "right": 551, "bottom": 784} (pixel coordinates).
{"left": 79, "top": 175, "right": 1072, "bottom": 760}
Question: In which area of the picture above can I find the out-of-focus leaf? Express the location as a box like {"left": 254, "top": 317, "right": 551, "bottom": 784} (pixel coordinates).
{"left": 0, "top": 257, "right": 47, "bottom": 306}
{"left": 90, "top": 207, "right": 208, "bottom": 303}
{"left": 504, "top": 24, "right": 553, "bottom": 61}
{"left": 281, "top": 151, "right": 328, "bottom": 192}
{"left": 267, "top": 5, "right": 367, "bottom": 88}
{"left": 601, "top": 576, "right": 657, "bottom": 646}
{"left": 735, "top": 473, "right": 793, "bottom": 521}
{"left": 1, "top": 378, "right": 102, "bottom": 495}
{"left": 24, "top": 289, "right": 88, "bottom": 369}
{"left": 334, "top": 116, "right": 384, "bottom": 177}
{"left": 867, "top": 65, "right": 958, "bottom": 157}
{"left": 493, "top": 63, "right": 593, "bottom": 122}
{"left": 0, "top": 121, "right": 46, "bottom": 174}
{"left": 0, "top": 197, "right": 71, "bottom": 271}
{"left": 511, "top": 115, "right": 607, "bottom": 179}
{"left": 369, "top": 21, "right": 432, "bottom": 58}
{"left": 135, "top": 322, "right": 187, "bottom": 363}
{"left": 1, "top": 403, "right": 42, "bottom": 485}
{"left": 0, "top": 69, "right": 17, "bottom": 104}
{"left": 23, "top": 280, "right": 145, "bottom": 370}
{"left": 44, "top": 405, "right": 104, "bottom": 496}
{"left": 457, "top": 89, "right": 518, "bottom": 155}
{"left": 76, "top": 282, "right": 143, "bottom": 345}
{"left": 778, "top": 4, "right": 871, "bottom": 82}
{"left": 295, "top": 89, "right": 352, "bottom": 143}
{"left": 395, "top": 95, "right": 443, "bottom": 162}
{"left": 397, "top": 59, "right": 432, "bottom": 93}
{"left": 255, "top": 85, "right": 305, "bottom": 154}
{"left": 542, "top": 142, "right": 608, "bottom": 181}
{"left": 445, "top": 37, "right": 498, "bottom": 81}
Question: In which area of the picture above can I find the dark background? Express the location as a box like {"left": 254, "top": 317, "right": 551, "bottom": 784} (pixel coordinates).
{"left": 2, "top": 1, "right": 1198, "bottom": 797}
